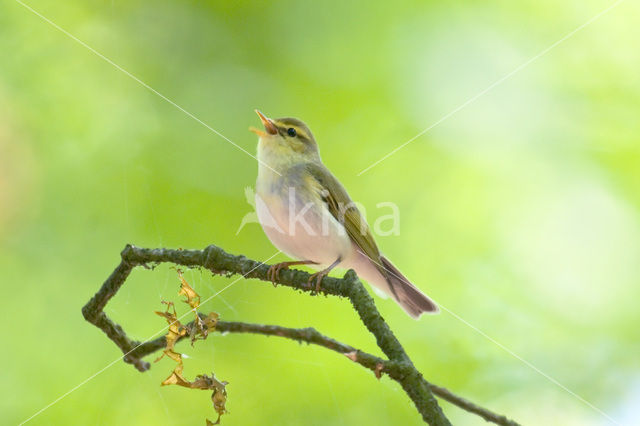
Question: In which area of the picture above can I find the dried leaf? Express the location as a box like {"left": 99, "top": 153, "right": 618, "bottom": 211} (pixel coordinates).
{"left": 203, "top": 312, "right": 219, "bottom": 330}
{"left": 189, "top": 312, "right": 219, "bottom": 344}
{"left": 154, "top": 302, "right": 188, "bottom": 363}
{"left": 162, "top": 369, "right": 228, "bottom": 423}
{"left": 161, "top": 363, "right": 190, "bottom": 387}
{"left": 177, "top": 269, "right": 200, "bottom": 309}
{"left": 211, "top": 375, "right": 228, "bottom": 421}
{"left": 155, "top": 271, "right": 227, "bottom": 424}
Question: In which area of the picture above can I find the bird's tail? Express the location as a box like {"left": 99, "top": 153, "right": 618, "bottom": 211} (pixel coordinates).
{"left": 380, "top": 256, "right": 439, "bottom": 319}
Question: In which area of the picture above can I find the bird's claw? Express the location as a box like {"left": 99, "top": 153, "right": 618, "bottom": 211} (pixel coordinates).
{"left": 267, "top": 263, "right": 288, "bottom": 285}
{"left": 308, "top": 271, "right": 328, "bottom": 293}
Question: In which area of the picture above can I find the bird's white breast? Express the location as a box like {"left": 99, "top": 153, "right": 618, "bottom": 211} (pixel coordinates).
{"left": 255, "top": 158, "right": 352, "bottom": 268}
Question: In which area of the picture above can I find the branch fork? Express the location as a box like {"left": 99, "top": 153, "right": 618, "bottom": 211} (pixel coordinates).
{"left": 82, "top": 244, "right": 519, "bottom": 426}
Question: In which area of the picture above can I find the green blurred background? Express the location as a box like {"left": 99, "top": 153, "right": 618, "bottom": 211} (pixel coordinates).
{"left": 2, "top": 0, "right": 639, "bottom": 425}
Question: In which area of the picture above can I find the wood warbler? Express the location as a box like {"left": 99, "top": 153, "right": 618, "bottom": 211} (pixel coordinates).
{"left": 250, "top": 110, "right": 438, "bottom": 318}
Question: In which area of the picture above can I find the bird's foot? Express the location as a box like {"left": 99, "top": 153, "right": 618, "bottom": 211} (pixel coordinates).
{"left": 306, "top": 258, "right": 341, "bottom": 293}
{"left": 267, "top": 260, "right": 316, "bottom": 285}
{"left": 267, "top": 262, "right": 289, "bottom": 284}
{"left": 308, "top": 270, "right": 329, "bottom": 293}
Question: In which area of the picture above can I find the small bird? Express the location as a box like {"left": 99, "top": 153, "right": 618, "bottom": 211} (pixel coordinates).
{"left": 250, "top": 110, "right": 438, "bottom": 318}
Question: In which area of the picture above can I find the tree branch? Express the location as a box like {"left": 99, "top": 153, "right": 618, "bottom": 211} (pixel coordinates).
{"left": 82, "top": 244, "right": 520, "bottom": 426}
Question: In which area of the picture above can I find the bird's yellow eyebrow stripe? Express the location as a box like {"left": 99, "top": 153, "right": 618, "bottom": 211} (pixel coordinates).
{"left": 274, "top": 122, "right": 310, "bottom": 140}
{"left": 292, "top": 126, "right": 310, "bottom": 139}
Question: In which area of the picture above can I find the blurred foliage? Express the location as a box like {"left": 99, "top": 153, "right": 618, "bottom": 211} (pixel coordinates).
{"left": 1, "top": 0, "right": 639, "bottom": 425}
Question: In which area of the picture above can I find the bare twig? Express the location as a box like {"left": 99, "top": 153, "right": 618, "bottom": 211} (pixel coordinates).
{"left": 82, "top": 244, "right": 520, "bottom": 426}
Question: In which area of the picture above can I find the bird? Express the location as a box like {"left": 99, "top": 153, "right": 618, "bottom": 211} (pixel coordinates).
{"left": 250, "top": 110, "right": 438, "bottom": 318}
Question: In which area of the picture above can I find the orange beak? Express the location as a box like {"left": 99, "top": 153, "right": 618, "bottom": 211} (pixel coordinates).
{"left": 250, "top": 109, "right": 278, "bottom": 136}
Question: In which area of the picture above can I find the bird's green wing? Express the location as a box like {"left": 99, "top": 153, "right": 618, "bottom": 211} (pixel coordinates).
{"left": 303, "top": 162, "right": 383, "bottom": 268}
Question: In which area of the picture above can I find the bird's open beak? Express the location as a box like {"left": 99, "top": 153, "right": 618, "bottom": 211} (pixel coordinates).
{"left": 250, "top": 109, "right": 278, "bottom": 136}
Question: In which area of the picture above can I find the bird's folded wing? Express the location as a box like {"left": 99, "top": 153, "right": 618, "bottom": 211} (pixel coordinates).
{"left": 303, "top": 162, "right": 383, "bottom": 271}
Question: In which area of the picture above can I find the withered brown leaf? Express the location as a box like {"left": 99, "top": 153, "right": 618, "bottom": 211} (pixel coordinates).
{"left": 156, "top": 271, "right": 227, "bottom": 424}
{"left": 154, "top": 302, "right": 187, "bottom": 363}
{"left": 177, "top": 269, "right": 200, "bottom": 309}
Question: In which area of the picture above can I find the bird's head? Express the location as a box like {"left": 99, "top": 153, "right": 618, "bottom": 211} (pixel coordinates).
{"left": 250, "top": 110, "right": 319, "bottom": 161}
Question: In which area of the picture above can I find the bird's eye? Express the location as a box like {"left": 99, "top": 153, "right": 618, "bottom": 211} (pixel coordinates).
{"left": 287, "top": 128, "right": 297, "bottom": 137}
